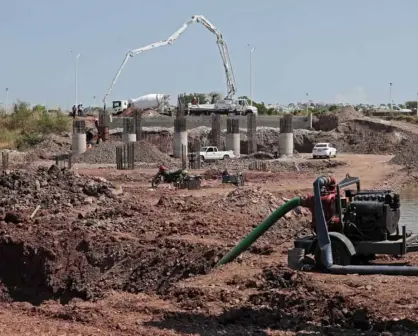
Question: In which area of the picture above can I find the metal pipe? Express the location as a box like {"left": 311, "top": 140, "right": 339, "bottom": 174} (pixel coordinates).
{"left": 329, "top": 264, "right": 418, "bottom": 276}
{"left": 313, "top": 176, "right": 334, "bottom": 268}
{"left": 216, "top": 197, "right": 301, "bottom": 266}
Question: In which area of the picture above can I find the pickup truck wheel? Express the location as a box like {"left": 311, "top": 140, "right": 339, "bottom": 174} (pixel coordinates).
{"left": 223, "top": 155, "right": 230, "bottom": 160}
{"left": 245, "top": 110, "right": 253, "bottom": 115}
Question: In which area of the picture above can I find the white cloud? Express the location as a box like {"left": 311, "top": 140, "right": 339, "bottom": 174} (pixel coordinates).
{"left": 334, "top": 86, "right": 368, "bottom": 104}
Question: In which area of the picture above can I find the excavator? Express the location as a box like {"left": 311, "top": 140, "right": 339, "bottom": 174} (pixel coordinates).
{"left": 103, "top": 15, "right": 256, "bottom": 115}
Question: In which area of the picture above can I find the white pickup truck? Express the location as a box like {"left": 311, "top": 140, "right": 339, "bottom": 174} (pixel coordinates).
{"left": 199, "top": 146, "right": 235, "bottom": 161}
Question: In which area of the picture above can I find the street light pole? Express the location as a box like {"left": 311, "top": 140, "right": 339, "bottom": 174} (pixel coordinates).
{"left": 306, "top": 92, "right": 309, "bottom": 114}
{"left": 248, "top": 44, "right": 255, "bottom": 106}
{"left": 416, "top": 92, "right": 418, "bottom": 116}
{"left": 75, "top": 53, "right": 81, "bottom": 107}
{"left": 389, "top": 82, "right": 393, "bottom": 111}
{"left": 5, "top": 88, "right": 8, "bottom": 113}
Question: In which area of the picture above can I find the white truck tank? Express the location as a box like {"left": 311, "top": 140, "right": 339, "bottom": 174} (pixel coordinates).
{"left": 128, "top": 93, "right": 170, "bottom": 110}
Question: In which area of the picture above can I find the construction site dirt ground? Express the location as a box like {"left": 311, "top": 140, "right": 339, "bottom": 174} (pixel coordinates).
{"left": 1, "top": 153, "right": 418, "bottom": 335}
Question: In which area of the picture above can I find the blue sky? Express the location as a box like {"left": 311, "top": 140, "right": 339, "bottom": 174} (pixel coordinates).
{"left": 1, "top": 0, "right": 418, "bottom": 109}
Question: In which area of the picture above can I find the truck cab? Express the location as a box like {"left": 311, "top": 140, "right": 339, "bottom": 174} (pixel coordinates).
{"left": 236, "top": 98, "right": 258, "bottom": 115}
{"left": 111, "top": 100, "right": 129, "bottom": 115}
{"left": 214, "top": 98, "right": 258, "bottom": 115}
{"left": 199, "top": 146, "right": 236, "bottom": 161}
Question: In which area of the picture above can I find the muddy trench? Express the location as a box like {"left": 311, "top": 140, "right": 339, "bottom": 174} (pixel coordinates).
{"left": 0, "top": 231, "right": 226, "bottom": 305}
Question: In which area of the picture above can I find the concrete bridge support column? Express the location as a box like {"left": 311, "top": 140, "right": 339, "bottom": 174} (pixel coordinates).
{"left": 247, "top": 113, "right": 257, "bottom": 154}
{"left": 122, "top": 117, "right": 136, "bottom": 143}
{"left": 72, "top": 119, "right": 87, "bottom": 155}
{"left": 226, "top": 117, "right": 240, "bottom": 158}
{"left": 211, "top": 114, "right": 221, "bottom": 148}
{"left": 279, "top": 114, "right": 294, "bottom": 157}
{"left": 173, "top": 116, "right": 187, "bottom": 159}
{"left": 134, "top": 109, "right": 142, "bottom": 141}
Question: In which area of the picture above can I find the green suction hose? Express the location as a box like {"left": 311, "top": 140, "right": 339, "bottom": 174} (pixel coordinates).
{"left": 216, "top": 197, "right": 301, "bottom": 266}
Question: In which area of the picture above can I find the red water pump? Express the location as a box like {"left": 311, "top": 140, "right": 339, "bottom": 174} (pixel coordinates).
{"left": 300, "top": 176, "right": 343, "bottom": 232}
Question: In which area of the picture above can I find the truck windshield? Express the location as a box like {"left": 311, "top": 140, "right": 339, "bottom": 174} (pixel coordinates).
{"left": 113, "top": 101, "right": 121, "bottom": 108}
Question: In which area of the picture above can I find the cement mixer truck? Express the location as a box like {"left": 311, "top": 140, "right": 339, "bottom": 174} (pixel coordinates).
{"left": 110, "top": 93, "right": 170, "bottom": 115}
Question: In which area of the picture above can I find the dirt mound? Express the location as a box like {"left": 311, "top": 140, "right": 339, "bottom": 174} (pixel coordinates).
{"left": 25, "top": 134, "right": 72, "bottom": 160}
{"left": 202, "top": 168, "right": 222, "bottom": 180}
{"left": 337, "top": 119, "right": 408, "bottom": 154}
{"left": 0, "top": 165, "right": 116, "bottom": 214}
{"left": 74, "top": 140, "right": 176, "bottom": 166}
{"left": 295, "top": 119, "right": 409, "bottom": 154}
{"left": 389, "top": 135, "right": 418, "bottom": 167}
{"left": 271, "top": 159, "right": 346, "bottom": 173}
{"left": 215, "top": 187, "right": 310, "bottom": 220}
{"left": 0, "top": 221, "right": 225, "bottom": 304}
{"left": 313, "top": 106, "right": 364, "bottom": 131}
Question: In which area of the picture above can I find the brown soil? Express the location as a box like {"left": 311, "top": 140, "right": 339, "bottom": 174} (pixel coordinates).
{"left": 0, "top": 153, "right": 417, "bottom": 334}
{"left": 312, "top": 106, "right": 364, "bottom": 131}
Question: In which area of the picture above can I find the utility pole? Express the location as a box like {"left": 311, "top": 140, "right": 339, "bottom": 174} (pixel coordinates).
{"left": 389, "top": 82, "right": 393, "bottom": 111}
{"left": 75, "top": 53, "right": 81, "bottom": 107}
{"left": 416, "top": 92, "right": 418, "bottom": 116}
{"left": 306, "top": 92, "right": 309, "bottom": 114}
{"left": 248, "top": 44, "right": 255, "bottom": 106}
{"left": 5, "top": 88, "right": 8, "bottom": 113}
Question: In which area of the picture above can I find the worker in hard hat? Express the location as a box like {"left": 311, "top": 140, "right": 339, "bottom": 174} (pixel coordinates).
{"left": 192, "top": 96, "right": 198, "bottom": 105}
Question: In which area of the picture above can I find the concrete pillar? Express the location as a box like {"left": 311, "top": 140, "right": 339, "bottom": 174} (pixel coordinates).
{"left": 99, "top": 110, "right": 111, "bottom": 142}
{"left": 226, "top": 117, "right": 240, "bottom": 158}
{"left": 279, "top": 114, "right": 294, "bottom": 157}
{"left": 122, "top": 117, "right": 136, "bottom": 143}
{"left": 247, "top": 113, "right": 257, "bottom": 154}
{"left": 211, "top": 114, "right": 221, "bottom": 148}
{"left": 232, "top": 133, "right": 240, "bottom": 158}
{"left": 72, "top": 120, "right": 87, "bottom": 155}
{"left": 122, "top": 133, "right": 136, "bottom": 143}
{"left": 134, "top": 109, "right": 142, "bottom": 141}
{"left": 173, "top": 116, "right": 187, "bottom": 158}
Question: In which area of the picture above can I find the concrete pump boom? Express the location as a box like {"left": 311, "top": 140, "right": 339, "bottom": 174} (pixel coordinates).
{"left": 103, "top": 15, "right": 237, "bottom": 106}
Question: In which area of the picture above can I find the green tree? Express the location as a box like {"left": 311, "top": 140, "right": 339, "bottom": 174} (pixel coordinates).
{"left": 181, "top": 93, "right": 208, "bottom": 105}
{"left": 237, "top": 96, "right": 275, "bottom": 115}
{"left": 208, "top": 92, "right": 223, "bottom": 103}
{"left": 32, "top": 104, "right": 47, "bottom": 113}
{"left": 405, "top": 101, "right": 417, "bottom": 109}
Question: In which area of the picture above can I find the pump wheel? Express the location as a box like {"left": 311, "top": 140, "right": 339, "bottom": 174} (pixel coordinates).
{"left": 314, "top": 238, "right": 351, "bottom": 269}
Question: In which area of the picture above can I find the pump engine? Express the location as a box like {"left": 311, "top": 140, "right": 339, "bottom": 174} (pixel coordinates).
{"left": 300, "top": 176, "right": 401, "bottom": 242}
{"left": 342, "top": 189, "right": 400, "bottom": 241}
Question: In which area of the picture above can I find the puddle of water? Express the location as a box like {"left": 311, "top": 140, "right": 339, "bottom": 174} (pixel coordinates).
{"left": 400, "top": 186, "right": 418, "bottom": 233}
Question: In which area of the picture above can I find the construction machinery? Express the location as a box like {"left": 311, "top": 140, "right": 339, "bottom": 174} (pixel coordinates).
{"left": 221, "top": 170, "right": 244, "bottom": 187}
{"left": 217, "top": 174, "right": 418, "bottom": 276}
{"left": 111, "top": 94, "right": 171, "bottom": 116}
{"left": 103, "top": 15, "right": 257, "bottom": 116}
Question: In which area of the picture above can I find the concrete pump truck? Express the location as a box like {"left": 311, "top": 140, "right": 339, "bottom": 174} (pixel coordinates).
{"left": 102, "top": 15, "right": 257, "bottom": 116}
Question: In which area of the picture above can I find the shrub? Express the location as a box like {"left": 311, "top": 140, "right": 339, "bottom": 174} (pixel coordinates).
{"left": 0, "top": 100, "right": 71, "bottom": 149}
